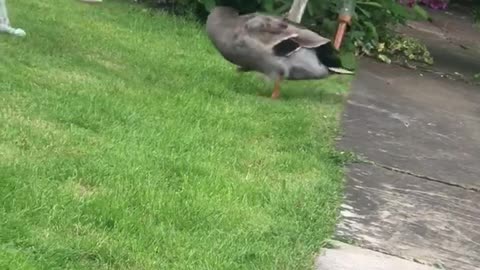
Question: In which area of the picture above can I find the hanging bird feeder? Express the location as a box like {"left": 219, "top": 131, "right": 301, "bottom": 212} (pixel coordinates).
{"left": 334, "top": 0, "right": 356, "bottom": 50}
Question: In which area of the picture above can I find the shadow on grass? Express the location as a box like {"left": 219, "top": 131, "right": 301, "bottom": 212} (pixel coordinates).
{"left": 229, "top": 75, "right": 347, "bottom": 105}
{"left": 280, "top": 87, "right": 346, "bottom": 104}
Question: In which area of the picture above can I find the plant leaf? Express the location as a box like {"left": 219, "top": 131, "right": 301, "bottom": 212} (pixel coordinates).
{"left": 199, "top": 0, "right": 216, "bottom": 11}
{"left": 362, "top": 20, "right": 379, "bottom": 42}
{"left": 412, "top": 4, "right": 430, "bottom": 21}
{"left": 262, "top": 0, "right": 275, "bottom": 12}
{"left": 378, "top": 54, "right": 391, "bottom": 64}
{"left": 357, "top": 1, "right": 383, "bottom": 8}
{"left": 356, "top": 5, "right": 371, "bottom": 18}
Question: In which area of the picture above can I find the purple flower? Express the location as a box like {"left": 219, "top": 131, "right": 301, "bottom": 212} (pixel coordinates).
{"left": 398, "top": 0, "right": 449, "bottom": 10}
{"left": 421, "top": 0, "right": 448, "bottom": 10}
{"left": 398, "top": 0, "right": 416, "bottom": 7}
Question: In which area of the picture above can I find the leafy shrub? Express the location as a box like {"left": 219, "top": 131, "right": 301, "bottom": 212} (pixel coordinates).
{"left": 347, "top": 1, "right": 433, "bottom": 65}
{"left": 365, "top": 35, "right": 434, "bottom": 65}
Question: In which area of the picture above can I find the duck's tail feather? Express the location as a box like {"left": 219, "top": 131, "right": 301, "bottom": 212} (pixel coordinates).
{"left": 315, "top": 42, "right": 355, "bottom": 75}
{"left": 328, "top": 67, "right": 355, "bottom": 75}
{"left": 315, "top": 43, "right": 342, "bottom": 68}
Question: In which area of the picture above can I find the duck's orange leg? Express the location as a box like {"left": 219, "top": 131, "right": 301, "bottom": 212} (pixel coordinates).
{"left": 271, "top": 76, "right": 283, "bottom": 99}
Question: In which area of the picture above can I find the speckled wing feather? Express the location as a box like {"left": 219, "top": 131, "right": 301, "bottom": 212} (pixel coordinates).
{"left": 241, "top": 13, "right": 331, "bottom": 56}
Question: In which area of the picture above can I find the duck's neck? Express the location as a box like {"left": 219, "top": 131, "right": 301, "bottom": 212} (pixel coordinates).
{"left": 206, "top": 7, "right": 240, "bottom": 35}
{"left": 206, "top": 7, "right": 240, "bottom": 47}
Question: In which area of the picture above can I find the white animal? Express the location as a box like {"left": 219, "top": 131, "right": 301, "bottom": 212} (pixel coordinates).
{"left": 0, "top": 0, "right": 26, "bottom": 37}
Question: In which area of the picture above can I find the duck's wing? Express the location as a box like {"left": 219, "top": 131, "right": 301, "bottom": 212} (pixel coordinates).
{"left": 241, "top": 13, "right": 331, "bottom": 57}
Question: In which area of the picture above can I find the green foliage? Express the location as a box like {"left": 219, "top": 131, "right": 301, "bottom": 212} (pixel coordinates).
{"left": 369, "top": 35, "right": 434, "bottom": 65}
{"left": 345, "top": 1, "right": 431, "bottom": 61}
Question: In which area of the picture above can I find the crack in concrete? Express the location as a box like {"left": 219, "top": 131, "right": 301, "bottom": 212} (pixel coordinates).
{"left": 320, "top": 240, "right": 443, "bottom": 270}
{"left": 357, "top": 159, "right": 480, "bottom": 193}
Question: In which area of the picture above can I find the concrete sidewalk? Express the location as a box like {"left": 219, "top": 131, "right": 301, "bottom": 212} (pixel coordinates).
{"left": 316, "top": 7, "right": 480, "bottom": 270}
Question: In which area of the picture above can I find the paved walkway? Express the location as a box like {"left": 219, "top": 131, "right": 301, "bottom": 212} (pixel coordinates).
{"left": 316, "top": 7, "right": 480, "bottom": 270}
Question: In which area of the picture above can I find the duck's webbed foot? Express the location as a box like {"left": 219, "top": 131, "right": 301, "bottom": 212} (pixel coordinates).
{"left": 271, "top": 76, "right": 283, "bottom": 99}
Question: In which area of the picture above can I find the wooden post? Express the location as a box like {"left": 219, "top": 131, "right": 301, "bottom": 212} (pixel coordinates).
{"left": 287, "top": 0, "right": 309, "bottom": 23}
{"left": 333, "top": 18, "right": 349, "bottom": 50}
{"left": 334, "top": 0, "right": 355, "bottom": 50}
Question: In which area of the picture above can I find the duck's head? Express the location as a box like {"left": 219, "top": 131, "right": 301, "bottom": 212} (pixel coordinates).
{"left": 207, "top": 6, "right": 240, "bottom": 30}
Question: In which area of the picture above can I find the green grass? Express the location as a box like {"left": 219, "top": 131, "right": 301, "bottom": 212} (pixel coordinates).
{"left": 0, "top": 1, "right": 351, "bottom": 269}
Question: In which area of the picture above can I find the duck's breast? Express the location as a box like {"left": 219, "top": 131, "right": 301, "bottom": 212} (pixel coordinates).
{"left": 284, "top": 48, "right": 329, "bottom": 80}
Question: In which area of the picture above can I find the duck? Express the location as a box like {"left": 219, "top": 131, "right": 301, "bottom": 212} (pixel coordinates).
{"left": 206, "top": 6, "right": 354, "bottom": 99}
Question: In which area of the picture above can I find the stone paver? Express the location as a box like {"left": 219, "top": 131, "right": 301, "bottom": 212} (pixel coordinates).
{"left": 402, "top": 8, "right": 480, "bottom": 79}
{"left": 330, "top": 58, "right": 480, "bottom": 270}
{"left": 317, "top": 7, "right": 480, "bottom": 270}
{"left": 336, "top": 163, "right": 480, "bottom": 270}
{"left": 341, "top": 59, "right": 480, "bottom": 190}
{"left": 315, "top": 241, "right": 438, "bottom": 270}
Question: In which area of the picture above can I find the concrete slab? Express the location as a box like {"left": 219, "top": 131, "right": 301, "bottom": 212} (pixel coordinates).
{"left": 315, "top": 241, "right": 437, "bottom": 270}
{"left": 429, "top": 8, "right": 480, "bottom": 49}
{"left": 340, "top": 58, "right": 480, "bottom": 190}
{"left": 332, "top": 8, "right": 480, "bottom": 270}
{"left": 335, "top": 163, "right": 480, "bottom": 270}
{"left": 400, "top": 9, "right": 480, "bottom": 80}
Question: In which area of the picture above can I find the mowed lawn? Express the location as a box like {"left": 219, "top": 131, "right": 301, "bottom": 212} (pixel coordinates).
{"left": 0, "top": 0, "right": 351, "bottom": 269}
